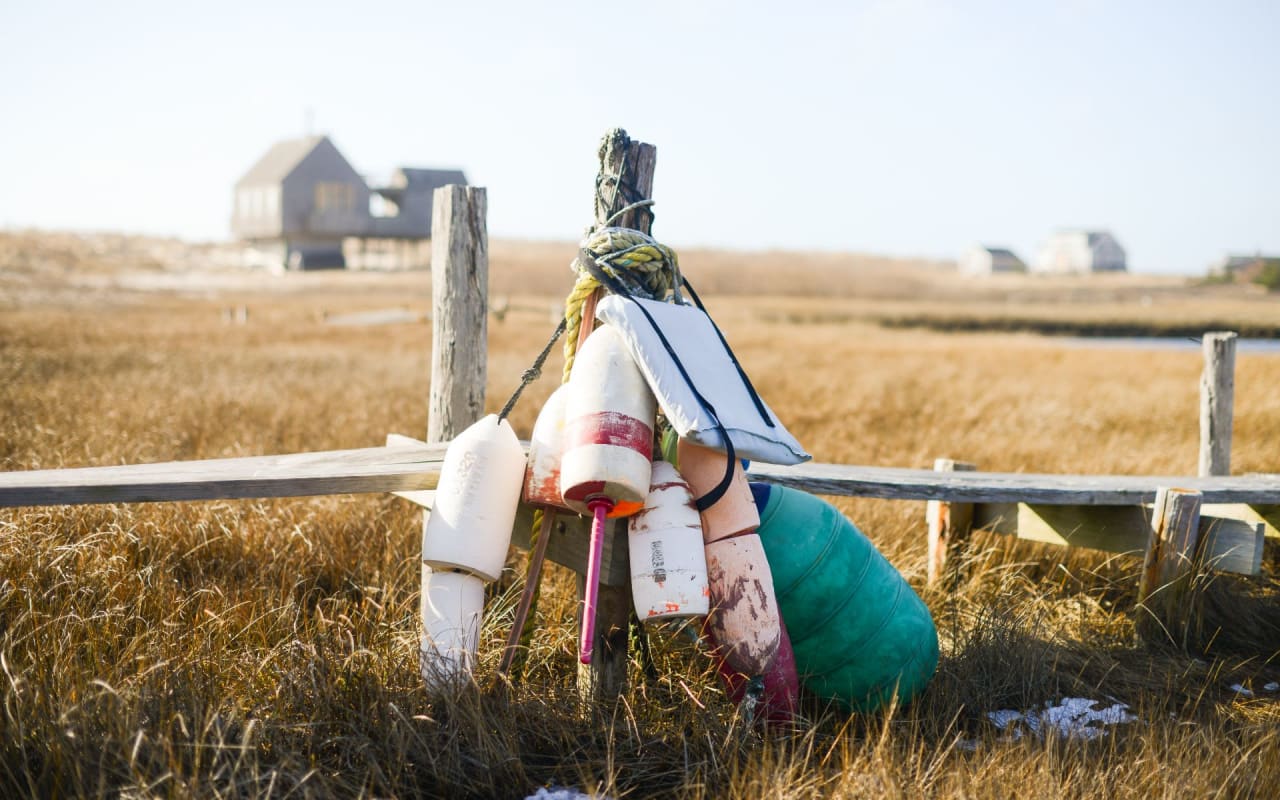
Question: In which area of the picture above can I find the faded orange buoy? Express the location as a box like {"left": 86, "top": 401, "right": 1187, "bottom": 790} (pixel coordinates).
{"left": 421, "top": 414, "right": 526, "bottom": 582}
{"left": 677, "top": 439, "right": 759, "bottom": 542}
{"left": 523, "top": 384, "right": 571, "bottom": 509}
{"left": 704, "top": 533, "right": 781, "bottom": 675}
{"left": 628, "top": 461, "right": 710, "bottom": 621}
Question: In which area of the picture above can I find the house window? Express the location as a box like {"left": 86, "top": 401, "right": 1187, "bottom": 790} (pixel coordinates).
{"left": 314, "top": 182, "right": 355, "bottom": 213}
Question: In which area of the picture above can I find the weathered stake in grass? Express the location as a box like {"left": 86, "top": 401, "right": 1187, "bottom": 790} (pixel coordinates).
{"left": 578, "top": 130, "right": 658, "bottom": 702}
{"left": 1136, "top": 487, "right": 1203, "bottom": 646}
{"left": 1199, "top": 331, "right": 1237, "bottom": 478}
{"left": 926, "top": 459, "right": 976, "bottom": 586}
{"left": 428, "top": 185, "right": 488, "bottom": 443}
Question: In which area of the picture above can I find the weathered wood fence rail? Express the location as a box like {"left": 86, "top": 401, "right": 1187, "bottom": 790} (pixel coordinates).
{"left": 2, "top": 130, "right": 1279, "bottom": 691}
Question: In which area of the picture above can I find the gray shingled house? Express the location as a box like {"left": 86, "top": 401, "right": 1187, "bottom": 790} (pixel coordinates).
{"left": 231, "top": 136, "right": 466, "bottom": 270}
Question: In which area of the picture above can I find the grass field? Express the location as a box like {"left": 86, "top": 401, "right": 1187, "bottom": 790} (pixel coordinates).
{"left": 3, "top": 232, "right": 1280, "bottom": 798}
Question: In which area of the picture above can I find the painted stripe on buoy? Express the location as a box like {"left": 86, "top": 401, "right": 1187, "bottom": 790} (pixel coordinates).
{"left": 564, "top": 410, "right": 653, "bottom": 457}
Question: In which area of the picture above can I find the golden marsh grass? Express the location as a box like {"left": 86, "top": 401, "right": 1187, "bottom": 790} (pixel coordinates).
{"left": 2, "top": 233, "right": 1280, "bottom": 797}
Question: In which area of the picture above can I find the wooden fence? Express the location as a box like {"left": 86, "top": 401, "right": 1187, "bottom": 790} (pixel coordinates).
{"left": 2, "top": 131, "right": 1279, "bottom": 697}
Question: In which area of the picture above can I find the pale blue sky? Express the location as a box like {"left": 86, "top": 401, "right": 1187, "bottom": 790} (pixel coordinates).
{"left": 2, "top": 0, "right": 1276, "bottom": 273}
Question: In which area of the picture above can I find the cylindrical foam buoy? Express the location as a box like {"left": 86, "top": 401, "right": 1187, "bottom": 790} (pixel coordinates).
{"left": 419, "top": 566, "right": 485, "bottom": 690}
{"left": 704, "top": 533, "right": 782, "bottom": 675}
{"left": 422, "top": 414, "right": 526, "bottom": 582}
{"left": 559, "top": 324, "right": 656, "bottom": 516}
{"left": 715, "top": 613, "right": 800, "bottom": 723}
{"left": 677, "top": 439, "right": 759, "bottom": 542}
{"left": 751, "top": 483, "right": 939, "bottom": 713}
{"left": 523, "top": 384, "right": 571, "bottom": 510}
{"left": 628, "top": 461, "right": 710, "bottom": 621}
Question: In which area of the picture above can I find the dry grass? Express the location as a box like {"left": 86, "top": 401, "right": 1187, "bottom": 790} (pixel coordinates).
{"left": 3, "top": 232, "right": 1280, "bottom": 798}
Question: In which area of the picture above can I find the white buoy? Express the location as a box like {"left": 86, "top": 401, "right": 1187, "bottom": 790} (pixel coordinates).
{"left": 629, "top": 462, "right": 710, "bottom": 621}
{"left": 522, "top": 384, "right": 571, "bottom": 510}
{"left": 421, "top": 414, "right": 526, "bottom": 582}
{"left": 704, "top": 533, "right": 782, "bottom": 675}
{"left": 419, "top": 566, "right": 485, "bottom": 689}
{"left": 559, "top": 324, "right": 656, "bottom": 515}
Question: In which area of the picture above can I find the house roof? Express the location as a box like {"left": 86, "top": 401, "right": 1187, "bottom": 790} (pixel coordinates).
{"left": 236, "top": 136, "right": 327, "bottom": 187}
{"left": 978, "top": 246, "right": 1021, "bottom": 259}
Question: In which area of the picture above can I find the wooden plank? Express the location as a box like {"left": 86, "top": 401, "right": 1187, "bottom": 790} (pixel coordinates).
{"left": 385, "top": 433, "right": 438, "bottom": 507}
{"left": 747, "top": 462, "right": 1280, "bottom": 505}
{"left": 1137, "top": 488, "right": 1203, "bottom": 646}
{"left": 1203, "top": 503, "right": 1280, "bottom": 540}
{"left": 0, "top": 444, "right": 447, "bottom": 508}
{"left": 428, "top": 185, "right": 488, "bottom": 444}
{"left": 1199, "top": 331, "right": 1236, "bottom": 477}
{"left": 973, "top": 502, "right": 1262, "bottom": 575}
{"left": 511, "top": 504, "right": 629, "bottom": 588}
{"left": 925, "top": 459, "right": 976, "bottom": 587}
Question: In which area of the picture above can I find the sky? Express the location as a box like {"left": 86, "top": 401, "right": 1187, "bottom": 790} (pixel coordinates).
{"left": 1, "top": 0, "right": 1276, "bottom": 274}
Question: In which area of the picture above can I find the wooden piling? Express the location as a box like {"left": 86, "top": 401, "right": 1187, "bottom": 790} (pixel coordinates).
{"left": 1136, "top": 487, "right": 1203, "bottom": 646}
{"left": 926, "top": 459, "right": 977, "bottom": 587}
{"left": 1199, "top": 331, "right": 1237, "bottom": 478}
{"left": 577, "top": 129, "right": 657, "bottom": 703}
{"left": 427, "top": 186, "right": 488, "bottom": 443}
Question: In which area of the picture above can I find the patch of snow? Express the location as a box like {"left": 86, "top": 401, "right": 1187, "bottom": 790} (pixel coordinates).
{"left": 526, "top": 788, "right": 611, "bottom": 800}
{"left": 1230, "top": 683, "right": 1254, "bottom": 698}
{"left": 959, "top": 698, "right": 1138, "bottom": 750}
{"left": 1265, "top": 682, "right": 1279, "bottom": 693}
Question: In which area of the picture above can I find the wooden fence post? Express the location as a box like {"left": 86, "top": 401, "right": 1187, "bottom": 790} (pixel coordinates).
{"left": 1136, "top": 487, "right": 1203, "bottom": 646}
{"left": 1199, "top": 331, "right": 1236, "bottom": 478}
{"left": 577, "top": 129, "right": 657, "bottom": 703}
{"left": 926, "top": 459, "right": 976, "bottom": 587}
{"left": 427, "top": 185, "right": 488, "bottom": 443}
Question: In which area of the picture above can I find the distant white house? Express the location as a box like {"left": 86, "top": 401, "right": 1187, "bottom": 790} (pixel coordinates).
{"left": 959, "top": 245, "right": 1026, "bottom": 276}
{"left": 1033, "top": 230, "right": 1126, "bottom": 274}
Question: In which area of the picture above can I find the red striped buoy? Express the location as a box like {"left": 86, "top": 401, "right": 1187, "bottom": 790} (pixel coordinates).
{"left": 559, "top": 323, "right": 657, "bottom": 663}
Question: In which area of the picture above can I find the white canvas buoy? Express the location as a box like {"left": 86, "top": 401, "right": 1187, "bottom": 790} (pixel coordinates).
{"left": 559, "top": 324, "right": 656, "bottom": 515}
{"left": 704, "top": 533, "right": 782, "bottom": 675}
{"left": 419, "top": 566, "right": 485, "bottom": 690}
{"left": 422, "top": 414, "right": 526, "bottom": 582}
{"left": 629, "top": 462, "right": 710, "bottom": 621}
{"left": 522, "top": 384, "right": 571, "bottom": 510}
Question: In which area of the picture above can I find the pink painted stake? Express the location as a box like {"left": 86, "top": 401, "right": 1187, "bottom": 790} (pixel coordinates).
{"left": 579, "top": 497, "right": 613, "bottom": 664}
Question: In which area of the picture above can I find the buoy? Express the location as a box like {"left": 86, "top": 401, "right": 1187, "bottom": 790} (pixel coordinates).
{"left": 419, "top": 566, "right": 485, "bottom": 690}
{"left": 558, "top": 323, "right": 657, "bottom": 663}
{"left": 628, "top": 461, "right": 710, "bottom": 621}
{"left": 751, "top": 483, "right": 939, "bottom": 712}
{"left": 560, "top": 325, "right": 656, "bottom": 516}
{"left": 714, "top": 613, "right": 800, "bottom": 723}
{"left": 421, "top": 414, "right": 526, "bottom": 582}
{"left": 704, "top": 533, "right": 782, "bottom": 675}
{"left": 523, "top": 384, "right": 572, "bottom": 510}
{"left": 677, "top": 438, "right": 759, "bottom": 542}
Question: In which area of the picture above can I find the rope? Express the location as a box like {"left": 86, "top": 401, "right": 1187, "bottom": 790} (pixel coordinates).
{"left": 497, "top": 318, "right": 566, "bottom": 422}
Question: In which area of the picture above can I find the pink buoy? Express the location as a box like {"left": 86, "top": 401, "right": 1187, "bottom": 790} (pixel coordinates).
{"left": 628, "top": 461, "right": 710, "bottom": 621}
{"left": 677, "top": 439, "right": 759, "bottom": 543}
{"left": 704, "top": 533, "right": 782, "bottom": 675}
